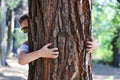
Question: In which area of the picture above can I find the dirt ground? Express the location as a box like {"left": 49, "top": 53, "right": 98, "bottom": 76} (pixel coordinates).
{"left": 0, "top": 58, "right": 120, "bottom": 80}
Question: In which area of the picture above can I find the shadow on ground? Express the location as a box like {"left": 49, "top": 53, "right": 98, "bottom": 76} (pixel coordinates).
{"left": 92, "top": 64, "right": 120, "bottom": 80}
{"left": 0, "top": 58, "right": 120, "bottom": 80}
{"left": 0, "top": 75, "right": 25, "bottom": 80}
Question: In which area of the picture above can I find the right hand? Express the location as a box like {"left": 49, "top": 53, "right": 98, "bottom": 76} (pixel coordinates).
{"left": 38, "top": 43, "right": 59, "bottom": 59}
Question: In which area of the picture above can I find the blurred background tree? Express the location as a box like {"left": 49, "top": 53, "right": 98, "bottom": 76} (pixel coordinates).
{"left": 92, "top": 0, "right": 120, "bottom": 67}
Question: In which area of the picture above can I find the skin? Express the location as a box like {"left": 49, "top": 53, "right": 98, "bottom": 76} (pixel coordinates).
{"left": 86, "top": 37, "right": 98, "bottom": 53}
{"left": 18, "top": 19, "right": 98, "bottom": 65}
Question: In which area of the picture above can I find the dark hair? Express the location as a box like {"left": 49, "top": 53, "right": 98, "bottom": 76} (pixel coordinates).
{"left": 19, "top": 14, "right": 28, "bottom": 25}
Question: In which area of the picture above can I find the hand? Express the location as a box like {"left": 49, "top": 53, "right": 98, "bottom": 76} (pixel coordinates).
{"left": 38, "top": 43, "right": 59, "bottom": 59}
{"left": 85, "top": 36, "right": 98, "bottom": 53}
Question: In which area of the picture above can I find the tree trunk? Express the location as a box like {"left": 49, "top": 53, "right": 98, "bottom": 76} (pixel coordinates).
{"left": 0, "top": 0, "right": 8, "bottom": 66}
{"left": 117, "top": 0, "right": 120, "bottom": 3}
{"left": 111, "top": 28, "right": 120, "bottom": 67}
{"left": 28, "top": 0, "right": 92, "bottom": 80}
{"left": 6, "top": 8, "right": 13, "bottom": 56}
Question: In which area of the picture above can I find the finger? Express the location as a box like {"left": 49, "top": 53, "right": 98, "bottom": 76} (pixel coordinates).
{"left": 52, "top": 52, "right": 59, "bottom": 55}
{"left": 86, "top": 41, "right": 92, "bottom": 45}
{"left": 86, "top": 50, "right": 92, "bottom": 54}
{"left": 51, "top": 55, "right": 58, "bottom": 59}
{"left": 86, "top": 43, "right": 92, "bottom": 48}
{"left": 86, "top": 48, "right": 92, "bottom": 52}
{"left": 51, "top": 48, "right": 58, "bottom": 51}
{"left": 86, "top": 49, "right": 92, "bottom": 53}
{"left": 90, "top": 36, "right": 94, "bottom": 41}
{"left": 44, "top": 43, "right": 52, "bottom": 48}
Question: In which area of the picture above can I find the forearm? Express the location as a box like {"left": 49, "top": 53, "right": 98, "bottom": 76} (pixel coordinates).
{"left": 18, "top": 50, "right": 41, "bottom": 65}
{"left": 18, "top": 43, "right": 59, "bottom": 65}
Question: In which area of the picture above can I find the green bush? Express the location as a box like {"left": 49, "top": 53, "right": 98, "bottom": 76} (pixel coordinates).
{"left": 13, "top": 28, "right": 27, "bottom": 49}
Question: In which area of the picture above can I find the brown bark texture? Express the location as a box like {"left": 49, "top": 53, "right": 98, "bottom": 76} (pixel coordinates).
{"left": 28, "top": 0, "right": 92, "bottom": 80}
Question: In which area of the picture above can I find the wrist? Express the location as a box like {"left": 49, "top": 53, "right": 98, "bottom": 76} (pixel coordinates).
{"left": 35, "top": 49, "right": 42, "bottom": 58}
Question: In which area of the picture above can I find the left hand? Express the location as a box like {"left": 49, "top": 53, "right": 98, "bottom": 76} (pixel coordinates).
{"left": 85, "top": 36, "right": 98, "bottom": 53}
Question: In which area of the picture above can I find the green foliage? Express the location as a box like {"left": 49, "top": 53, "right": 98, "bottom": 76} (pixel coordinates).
{"left": 92, "top": 0, "right": 120, "bottom": 63}
{"left": 13, "top": 28, "right": 27, "bottom": 49}
{"left": 0, "top": 0, "right": 21, "bottom": 21}
{"left": 0, "top": 7, "right": 3, "bottom": 22}
{"left": 23, "top": 0, "right": 28, "bottom": 6}
{"left": 5, "top": 0, "right": 28, "bottom": 10}
{"left": 5, "top": 0, "right": 20, "bottom": 9}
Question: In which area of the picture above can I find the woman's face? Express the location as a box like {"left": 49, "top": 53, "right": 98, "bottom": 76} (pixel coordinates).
{"left": 21, "top": 19, "right": 28, "bottom": 33}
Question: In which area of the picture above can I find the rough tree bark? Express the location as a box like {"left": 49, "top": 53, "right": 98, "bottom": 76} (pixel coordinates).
{"left": 28, "top": 0, "right": 92, "bottom": 80}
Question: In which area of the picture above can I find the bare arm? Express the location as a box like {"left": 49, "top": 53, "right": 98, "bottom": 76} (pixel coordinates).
{"left": 18, "top": 43, "right": 59, "bottom": 65}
